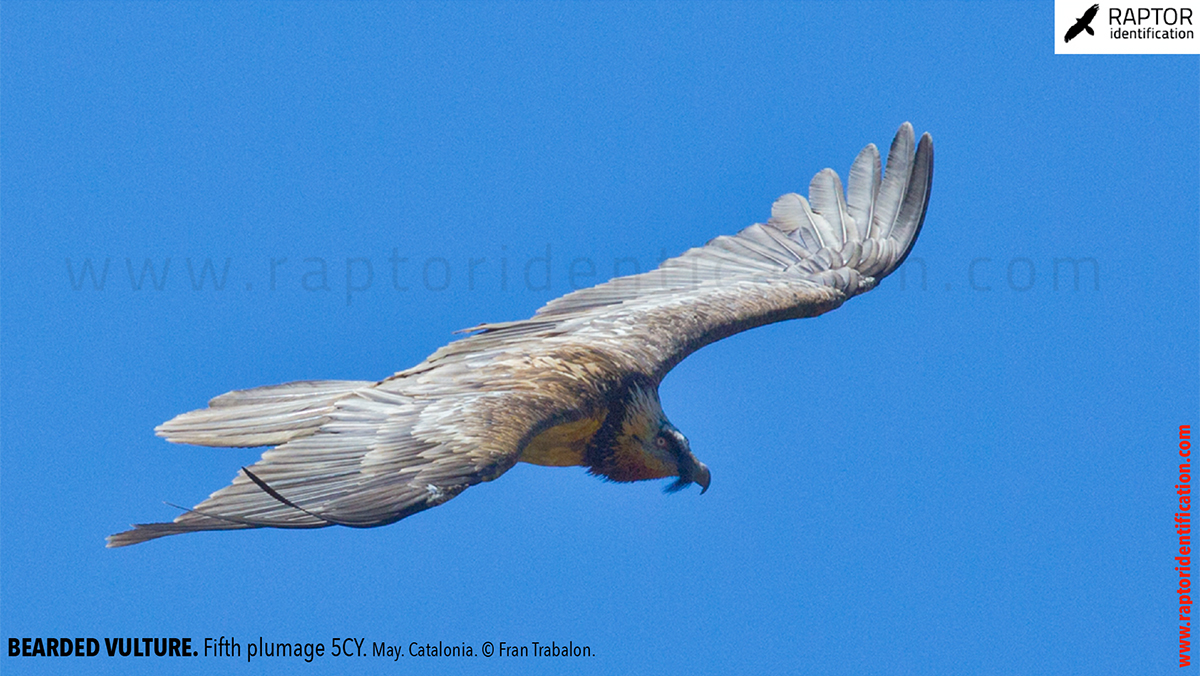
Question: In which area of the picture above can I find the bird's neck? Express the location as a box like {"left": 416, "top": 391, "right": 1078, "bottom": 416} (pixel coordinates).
{"left": 585, "top": 377, "right": 673, "bottom": 483}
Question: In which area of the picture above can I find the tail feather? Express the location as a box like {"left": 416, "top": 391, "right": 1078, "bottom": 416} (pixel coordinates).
{"left": 155, "top": 380, "right": 373, "bottom": 448}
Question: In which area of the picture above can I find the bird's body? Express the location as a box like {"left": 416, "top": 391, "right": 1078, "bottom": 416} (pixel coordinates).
{"left": 108, "top": 123, "right": 933, "bottom": 547}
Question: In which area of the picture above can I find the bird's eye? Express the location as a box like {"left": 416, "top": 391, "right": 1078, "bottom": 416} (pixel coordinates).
{"left": 655, "top": 435, "right": 669, "bottom": 449}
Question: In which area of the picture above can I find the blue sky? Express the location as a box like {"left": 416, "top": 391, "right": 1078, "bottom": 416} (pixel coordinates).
{"left": 2, "top": 2, "right": 1196, "bottom": 675}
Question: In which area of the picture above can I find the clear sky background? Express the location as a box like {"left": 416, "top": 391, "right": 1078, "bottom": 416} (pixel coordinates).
{"left": 2, "top": 2, "right": 1197, "bottom": 675}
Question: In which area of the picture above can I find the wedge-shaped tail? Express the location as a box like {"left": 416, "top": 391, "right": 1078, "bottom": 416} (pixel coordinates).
{"left": 155, "top": 380, "right": 374, "bottom": 448}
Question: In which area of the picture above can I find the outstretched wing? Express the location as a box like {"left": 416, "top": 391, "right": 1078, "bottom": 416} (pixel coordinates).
{"left": 455, "top": 122, "right": 933, "bottom": 381}
{"left": 108, "top": 123, "right": 932, "bottom": 547}
{"left": 108, "top": 375, "right": 581, "bottom": 546}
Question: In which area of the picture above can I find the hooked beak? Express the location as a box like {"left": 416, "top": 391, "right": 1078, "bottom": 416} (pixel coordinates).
{"left": 694, "top": 462, "right": 711, "bottom": 494}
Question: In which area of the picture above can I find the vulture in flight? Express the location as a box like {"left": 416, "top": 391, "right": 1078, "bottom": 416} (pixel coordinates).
{"left": 108, "top": 123, "right": 933, "bottom": 547}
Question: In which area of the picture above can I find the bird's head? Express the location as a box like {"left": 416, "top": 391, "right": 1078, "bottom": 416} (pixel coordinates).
{"left": 613, "top": 381, "right": 711, "bottom": 494}
{"left": 655, "top": 422, "right": 711, "bottom": 494}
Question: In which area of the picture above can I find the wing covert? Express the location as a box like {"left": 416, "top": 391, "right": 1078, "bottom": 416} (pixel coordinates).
{"left": 459, "top": 123, "right": 933, "bottom": 380}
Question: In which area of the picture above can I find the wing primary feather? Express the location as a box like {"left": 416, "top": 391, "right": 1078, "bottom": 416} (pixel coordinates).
{"left": 796, "top": 194, "right": 837, "bottom": 249}
{"left": 768, "top": 193, "right": 822, "bottom": 249}
{"left": 162, "top": 501, "right": 267, "bottom": 528}
{"left": 871, "top": 122, "right": 916, "bottom": 240}
{"left": 888, "top": 132, "right": 934, "bottom": 270}
{"left": 846, "top": 143, "right": 881, "bottom": 238}
{"left": 808, "top": 168, "right": 854, "bottom": 246}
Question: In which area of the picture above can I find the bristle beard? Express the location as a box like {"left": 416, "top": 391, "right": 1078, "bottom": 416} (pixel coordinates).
{"left": 663, "top": 477, "right": 691, "bottom": 493}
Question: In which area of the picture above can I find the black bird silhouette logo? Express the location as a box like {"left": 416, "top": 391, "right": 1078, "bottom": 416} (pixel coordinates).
{"left": 1065, "top": 4, "right": 1100, "bottom": 42}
